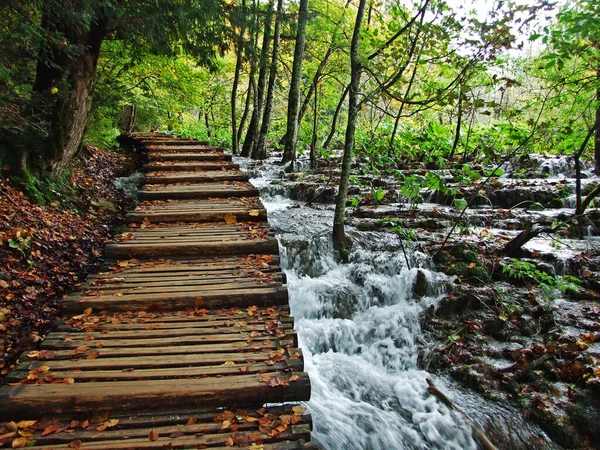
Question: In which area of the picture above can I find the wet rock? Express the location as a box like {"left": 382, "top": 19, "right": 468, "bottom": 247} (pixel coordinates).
{"left": 413, "top": 269, "right": 429, "bottom": 298}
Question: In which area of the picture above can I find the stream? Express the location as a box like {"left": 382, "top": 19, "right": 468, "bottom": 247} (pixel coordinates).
{"left": 237, "top": 156, "right": 558, "bottom": 450}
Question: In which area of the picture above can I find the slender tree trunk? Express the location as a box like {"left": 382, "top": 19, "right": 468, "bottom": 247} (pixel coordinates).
{"left": 250, "top": 0, "right": 275, "bottom": 159}
{"left": 448, "top": 83, "right": 464, "bottom": 161}
{"left": 255, "top": 0, "right": 283, "bottom": 160}
{"left": 322, "top": 84, "right": 349, "bottom": 150}
{"left": 230, "top": 0, "right": 246, "bottom": 155}
{"left": 281, "top": 0, "right": 309, "bottom": 165}
{"left": 238, "top": 0, "right": 260, "bottom": 153}
{"left": 205, "top": 111, "right": 212, "bottom": 139}
{"left": 332, "top": 0, "right": 366, "bottom": 259}
{"left": 279, "top": 45, "right": 334, "bottom": 147}
{"left": 595, "top": 69, "right": 600, "bottom": 174}
{"left": 310, "top": 80, "right": 318, "bottom": 168}
{"left": 30, "top": 3, "right": 108, "bottom": 175}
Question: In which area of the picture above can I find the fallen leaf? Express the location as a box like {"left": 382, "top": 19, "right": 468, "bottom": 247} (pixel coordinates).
{"left": 87, "top": 351, "right": 100, "bottom": 360}
{"left": 41, "top": 424, "right": 61, "bottom": 436}
{"left": 148, "top": 429, "right": 159, "bottom": 441}
{"left": 225, "top": 436, "right": 234, "bottom": 446}
{"left": 16, "top": 421, "right": 37, "bottom": 429}
{"left": 63, "top": 377, "right": 75, "bottom": 384}
{"left": 186, "top": 417, "right": 197, "bottom": 425}
{"left": 12, "top": 437, "right": 27, "bottom": 448}
{"left": 68, "top": 440, "right": 82, "bottom": 449}
{"left": 292, "top": 406, "right": 306, "bottom": 415}
{"left": 249, "top": 209, "right": 260, "bottom": 217}
{"left": 224, "top": 212, "right": 237, "bottom": 224}
{"left": 222, "top": 361, "right": 235, "bottom": 366}
{"left": 0, "top": 280, "right": 8, "bottom": 288}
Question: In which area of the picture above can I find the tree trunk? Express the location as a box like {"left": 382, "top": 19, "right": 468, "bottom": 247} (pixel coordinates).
{"left": 238, "top": 0, "right": 260, "bottom": 153}
{"left": 255, "top": 0, "right": 283, "bottom": 160}
{"left": 595, "top": 69, "right": 600, "bottom": 174}
{"left": 332, "top": 0, "right": 366, "bottom": 259}
{"left": 281, "top": 0, "right": 309, "bottom": 165}
{"left": 230, "top": 0, "right": 246, "bottom": 155}
{"left": 322, "top": 84, "right": 349, "bottom": 150}
{"left": 448, "top": 82, "right": 464, "bottom": 161}
{"left": 31, "top": 3, "right": 108, "bottom": 176}
{"left": 250, "top": 0, "right": 275, "bottom": 159}
{"left": 310, "top": 80, "right": 318, "bottom": 168}
{"left": 279, "top": 44, "right": 334, "bottom": 147}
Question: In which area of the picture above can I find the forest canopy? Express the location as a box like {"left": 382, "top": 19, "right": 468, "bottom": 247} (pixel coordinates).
{"left": 0, "top": 0, "right": 598, "bottom": 182}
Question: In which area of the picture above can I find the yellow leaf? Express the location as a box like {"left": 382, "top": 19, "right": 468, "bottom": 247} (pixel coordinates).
{"left": 16, "top": 421, "right": 37, "bottom": 429}
{"left": 224, "top": 212, "right": 237, "bottom": 224}
{"left": 222, "top": 361, "right": 235, "bottom": 366}
{"left": 292, "top": 406, "right": 306, "bottom": 415}
{"left": 248, "top": 209, "right": 260, "bottom": 217}
{"left": 50, "top": 87, "right": 59, "bottom": 95}
{"left": 468, "top": 263, "right": 476, "bottom": 269}
{"left": 0, "top": 279, "right": 8, "bottom": 288}
{"left": 12, "top": 437, "right": 27, "bottom": 448}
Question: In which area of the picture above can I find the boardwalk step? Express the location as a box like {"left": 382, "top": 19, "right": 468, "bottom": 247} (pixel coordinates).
{"left": 127, "top": 197, "right": 266, "bottom": 223}
{"left": 148, "top": 152, "right": 232, "bottom": 162}
{"left": 13, "top": 406, "right": 311, "bottom": 449}
{"left": 137, "top": 182, "right": 259, "bottom": 200}
{"left": 142, "top": 170, "right": 248, "bottom": 184}
{"left": 146, "top": 146, "right": 226, "bottom": 153}
{"left": 105, "top": 223, "right": 277, "bottom": 259}
{"left": 0, "top": 372, "right": 310, "bottom": 418}
{"left": 143, "top": 161, "right": 238, "bottom": 172}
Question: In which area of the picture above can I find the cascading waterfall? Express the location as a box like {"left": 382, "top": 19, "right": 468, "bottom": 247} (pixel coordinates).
{"left": 238, "top": 157, "right": 550, "bottom": 450}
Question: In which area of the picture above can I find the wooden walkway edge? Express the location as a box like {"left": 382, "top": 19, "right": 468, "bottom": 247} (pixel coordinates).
{"left": 0, "top": 133, "right": 313, "bottom": 449}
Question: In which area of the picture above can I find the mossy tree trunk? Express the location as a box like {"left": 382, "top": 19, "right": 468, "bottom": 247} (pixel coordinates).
{"left": 281, "top": 0, "right": 308, "bottom": 165}
{"left": 30, "top": 2, "right": 109, "bottom": 176}
{"left": 332, "top": 0, "right": 366, "bottom": 260}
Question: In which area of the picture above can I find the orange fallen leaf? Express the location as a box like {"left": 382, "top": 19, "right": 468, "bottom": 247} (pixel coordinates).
{"left": 63, "top": 377, "right": 75, "bottom": 384}
{"left": 12, "top": 437, "right": 27, "bottom": 448}
{"left": 148, "top": 429, "right": 159, "bottom": 441}
{"left": 224, "top": 212, "right": 237, "bottom": 224}
{"left": 86, "top": 351, "right": 100, "bottom": 360}
{"left": 186, "top": 417, "right": 197, "bottom": 425}
{"left": 68, "top": 440, "right": 82, "bottom": 449}
{"left": 224, "top": 436, "right": 234, "bottom": 446}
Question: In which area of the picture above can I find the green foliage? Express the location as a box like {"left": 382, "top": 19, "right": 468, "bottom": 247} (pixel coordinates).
{"left": 502, "top": 258, "right": 582, "bottom": 295}
{"left": 22, "top": 171, "right": 77, "bottom": 207}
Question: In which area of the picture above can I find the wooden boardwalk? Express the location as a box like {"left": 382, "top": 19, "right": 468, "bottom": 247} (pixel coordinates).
{"left": 0, "top": 133, "right": 312, "bottom": 449}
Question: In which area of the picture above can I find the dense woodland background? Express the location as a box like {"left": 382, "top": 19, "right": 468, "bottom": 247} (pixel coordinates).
{"left": 1, "top": 1, "right": 600, "bottom": 447}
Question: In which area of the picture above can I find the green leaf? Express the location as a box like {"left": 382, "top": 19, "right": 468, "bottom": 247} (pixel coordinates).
{"left": 453, "top": 198, "right": 468, "bottom": 210}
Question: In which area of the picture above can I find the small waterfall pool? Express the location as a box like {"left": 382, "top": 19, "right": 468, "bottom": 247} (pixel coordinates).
{"left": 238, "top": 156, "right": 554, "bottom": 450}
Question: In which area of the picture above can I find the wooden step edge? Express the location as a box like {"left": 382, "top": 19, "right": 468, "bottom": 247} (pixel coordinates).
{"left": 125, "top": 210, "right": 266, "bottom": 224}
{"left": 104, "top": 238, "right": 279, "bottom": 260}
{"left": 0, "top": 372, "right": 311, "bottom": 418}
{"left": 61, "top": 285, "right": 289, "bottom": 313}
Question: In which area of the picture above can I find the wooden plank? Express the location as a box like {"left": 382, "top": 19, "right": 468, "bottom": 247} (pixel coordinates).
{"left": 18, "top": 406, "right": 311, "bottom": 449}
{"left": 142, "top": 161, "right": 238, "bottom": 172}
{"left": 62, "top": 285, "right": 289, "bottom": 313}
{"left": 141, "top": 170, "right": 248, "bottom": 184}
{"left": 0, "top": 372, "right": 311, "bottom": 417}
{"left": 147, "top": 152, "right": 231, "bottom": 162}
{"left": 138, "top": 185, "right": 259, "bottom": 200}
{"left": 104, "top": 237, "right": 278, "bottom": 260}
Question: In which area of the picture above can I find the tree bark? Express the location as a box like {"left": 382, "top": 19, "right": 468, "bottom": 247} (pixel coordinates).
{"left": 449, "top": 82, "right": 464, "bottom": 161}
{"left": 31, "top": 2, "right": 109, "bottom": 175}
{"left": 309, "top": 80, "right": 318, "bottom": 168}
{"left": 250, "top": 0, "right": 275, "bottom": 159}
{"left": 281, "top": 0, "right": 309, "bottom": 165}
{"left": 230, "top": 0, "right": 246, "bottom": 155}
{"left": 279, "top": 44, "right": 335, "bottom": 147}
{"left": 595, "top": 69, "right": 600, "bottom": 174}
{"left": 255, "top": 0, "right": 283, "bottom": 160}
{"left": 332, "top": 0, "right": 366, "bottom": 259}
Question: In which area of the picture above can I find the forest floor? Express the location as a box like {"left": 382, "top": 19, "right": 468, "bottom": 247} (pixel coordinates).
{"left": 0, "top": 146, "right": 134, "bottom": 384}
{"left": 280, "top": 153, "right": 600, "bottom": 449}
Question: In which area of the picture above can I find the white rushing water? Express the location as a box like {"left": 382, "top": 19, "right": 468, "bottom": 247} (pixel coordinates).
{"left": 240, "top": 158, "right": 479, "bottom": 450}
